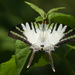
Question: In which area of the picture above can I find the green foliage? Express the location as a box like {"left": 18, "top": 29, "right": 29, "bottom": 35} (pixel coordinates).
{"left": 15, "top": 40, "right": 31, "bottom": 75}
{"left": 25, "top": 1, "right": 66, "bottom": 23}
{"left": 0, "top": 55, "right": 16, "bottom": 75}
{"left": 47, "top": 7, "right": 65, "bottom": 15}
{"left": 25, "top": 1, "right": 46, "bottom": 19}
{"left": 35, "top": 16, "right": 44, "bottom": 22}
{"left": 51, "top": 13, "right": 75, "bottom": 28}
{"left": 67, "top": 45, "right": 75, "bottom": 50}
{"left": 25, "top": 1, "right": 75, "bottom": 28}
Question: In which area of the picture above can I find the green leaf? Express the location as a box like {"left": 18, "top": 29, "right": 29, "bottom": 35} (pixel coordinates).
{"left": 48, "top": 12, "right": 64, "bottom": 19}
{"left": 67, "top": 45, "right": 75, "bottom": 50}
{"left": 31, "top": 56, "right": 50, "bottom": 67}
{"left": 48, "top": 12, "right": 75, "bottom": 28}
{"left": 15, "top": 40, "right": 31, "bottom": 75}
{"left": 47, "top": 12, "right": 65, "bottom": 23}
{"left": 47, "top": 7, "right": 65, "bottom": 15}
{"left": 0, "top": 55, "right": 16, "bottom": 75}
{"left": 25, "top": 1, "right": 46, "bottom": 19}
{"left": 35, "top": 16, "right": 43, "bottom": 22}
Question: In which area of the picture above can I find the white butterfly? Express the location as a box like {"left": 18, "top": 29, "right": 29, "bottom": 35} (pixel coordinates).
{"left": 8, "top": 21, "right": 75, "bottom": 72}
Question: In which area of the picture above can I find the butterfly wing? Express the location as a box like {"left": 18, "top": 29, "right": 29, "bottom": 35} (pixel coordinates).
{"left": 8, "top": 22, "right": 40, "bottom": 46}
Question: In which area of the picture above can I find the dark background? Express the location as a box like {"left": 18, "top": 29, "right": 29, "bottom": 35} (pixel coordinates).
{"left": 0, "top": 0, "right": 75, "bottom": 75}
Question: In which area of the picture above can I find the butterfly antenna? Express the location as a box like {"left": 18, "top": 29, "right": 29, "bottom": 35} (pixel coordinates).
{"left": 48, "top": 51, "right": 55, "bottom": 72}
{"left": 27, "top": 50, "right": 36, "bottom": 68}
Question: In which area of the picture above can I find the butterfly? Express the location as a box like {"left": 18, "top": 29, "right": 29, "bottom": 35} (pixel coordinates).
{"left": 8, "top": 21, "right": 75, "bottom": 72}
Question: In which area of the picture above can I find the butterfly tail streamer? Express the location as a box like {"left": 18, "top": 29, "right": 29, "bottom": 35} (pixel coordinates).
{"left": 27, "top": 50, "right": 36, "bottom": 68}
{"left": 48, "top": 51, "right": 55, "bottom": 72}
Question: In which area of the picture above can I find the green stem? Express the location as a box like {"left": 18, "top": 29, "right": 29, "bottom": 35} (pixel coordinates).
{"left": 64, "top": 48, "right": 72, "bottom": 57}
{"left": 59, "top": 49, "right": 75, "bottom": 75}
{"left": 61, "top": 57, "right": 75, "bottom": 75}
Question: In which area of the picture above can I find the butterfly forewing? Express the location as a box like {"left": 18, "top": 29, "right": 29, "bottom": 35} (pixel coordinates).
{"left": 51, "top": 24, "right": 75, "bottom": 46}
{"left": 8, "top": 22, "right": 39, "bottom": 46}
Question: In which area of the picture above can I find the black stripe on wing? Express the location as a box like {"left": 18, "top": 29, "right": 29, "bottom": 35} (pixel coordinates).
{"left": 24, "top": 22, "right": 39, "bottom": 33}
{"left": 8, "top": 31, "right": 32, "bottom": 46}
{"left": 55, "top": 24, "right": 75, "bottom": 46}
{"left": 51, "top": 23, "right": 72, "bottom": 33}
{"left": 23, "top": 22, "right": 32, "bottom": 30}
{"left": 8, "top": 23, "right": 32, "bottom": 46}
{"left": 56, "top": 37, "right": 75, "bottom": 46}
{"left": 10, "top": 24, "right": 27, "bottom": 39}
{"left": 50, "top": 23, "right": 55, "bottom": 33}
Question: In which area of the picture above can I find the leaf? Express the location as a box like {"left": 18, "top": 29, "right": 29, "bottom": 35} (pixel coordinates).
{"left": 48, "top": 12, "right": 64, "bottom": 19}
{"left": 15, "top": 40, "right": 31, "bottom": 75}
{"left": 47, "top": 7, "right": 65, "bottom": 15}
{"left": 48, "top": 12, "right": 65, "bottom": 23}
{"left": 25, "top": 1, "right": 46, "bottom": 19}
{"left": 48, "top": 12, "right": 75, "bottom": 28}
{"left": 32, "top": 56, "right": 50, "bottom": 67}
{"left": 67, "top": 45, "right": 75, "bottom": 50}
{"left": 0, "top": 55, "right": 16, "bottom": 75}
{"left": 35, "top": 16, "right": 44, "bottom": 22}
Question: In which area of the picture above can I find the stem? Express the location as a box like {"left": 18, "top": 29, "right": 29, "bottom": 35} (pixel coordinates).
{"left": 59, "top": 49, "right": 75, "bottom": 75}
{"left": 61, "top": 57, "right": 75, "bottom": 75}
{"left": 64, "top": 48, "right": 72, "bottom": 57}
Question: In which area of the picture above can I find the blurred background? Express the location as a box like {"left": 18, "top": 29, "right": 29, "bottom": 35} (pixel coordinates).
{"left": 0, "top": 0, "right": 75, "bottom": 75}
